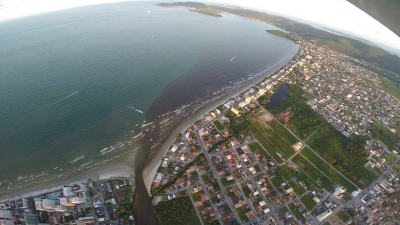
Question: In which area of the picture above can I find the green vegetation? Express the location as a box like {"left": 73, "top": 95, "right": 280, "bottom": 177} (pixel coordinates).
{"left": 254, "top": 132, "right": 283, "bottom": 163}
{"left": 307, "top": 124, "right": 379, "bottom": 188}
{"left": 370, "top": 119, "right": 399, "bottom": 150}
{"left": 343, "top": 193, "right": 353, "bottom": 202}
{"left": 300, "top": 193, "right": 317, "bottom": 211}
{"left": 248, "top": 142, "right": 258, "bottom": 152}
{"left": 221, "top": 178, "right": 236, "bottom": 187}
{"left": 115, "top": 189, "right": 133, "bottom": 222}
{"left": 393, "top": 161, "right": 400, "bottom": 173}
{"left": 289, "top": 180, "right": 306, "bottom": 195}
{"left": 288, "top": 203, "right": 303, "bottom": 220}
{"left": 242, "top": 185, "right": 252, "bottom": 197}
{"left": 293, "top": 154, "right": 335, "bottom": 191}
{"left": 154, "top": 195, "right": 202, "bottom": 225}
{"left": 250, "top": 114, "right": 295, "bottom": 157}
{"left": 231, "top": 120, "right": 254, "bottom": 136}
{"left": 189, "top": 7, "right": 222, "bottom": 17}
{"left": 213, "top": 120, "right": 224, "bottom": 131}
{"left": 270, "top": 85, "right": 325, "bottom": 139}
{"left": 277, "top": 165, "right": 295, "bottom": 181}
{"left": 191, "top": 192, "right": 201, "bottom": 202}
{"left": 295, "top": 171, "right": 320, "bottom": 191}
{"left": 236, "top": 207, "right": 250, "bottom": 223}
{"left": 382, "top": 153, "right": 397, "bottom": 164}
{"left": 258, "top": 95, "right": 270, "bottom": 105}
{"left": 266, "top": 119, "right": 298, "bottom": 144}
{"left": 267, "top": 30, "right": 294, "bottom": 41}
{"left": 337, "top": 211, "right": 350, "bottom": 223}
{"left": 301, "top": 148, "right": 357, "bottom": 192}
{"left": 249, "top": 142, "right": 274, "bottom": 162}
{"left": 380, "top": 78, "right": 400, "bottom": 100}
{"left": 271, "top": 176, "right": 285, "bottom": 186}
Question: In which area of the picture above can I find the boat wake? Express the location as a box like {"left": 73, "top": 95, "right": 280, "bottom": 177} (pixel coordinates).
{"left": 128, "top": 105, "right": 144, "bottom": 114}
{"left": 35, "top": 91, "right": 79, "bottom": 112}
{"left": 230, "top": 56, "right": 235, "bottom": 62}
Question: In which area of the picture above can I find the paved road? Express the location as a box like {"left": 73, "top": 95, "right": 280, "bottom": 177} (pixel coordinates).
{"left": 195, "top": 128, "right": 243, "bottom": 223}
{"left": 257, "top": 104, "right": 361, "bottom": 192}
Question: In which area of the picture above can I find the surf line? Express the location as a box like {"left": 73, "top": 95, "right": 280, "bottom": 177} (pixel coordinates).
{"left": 36, "top": 91, "right": 79, "bottom": 112}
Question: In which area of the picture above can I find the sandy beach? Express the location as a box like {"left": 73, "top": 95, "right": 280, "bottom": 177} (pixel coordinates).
{"left": 142, "top": 49, "right": 300, "bottom": 194}
{"left": 0, "top": 152, "right": 135, "bottom": 203}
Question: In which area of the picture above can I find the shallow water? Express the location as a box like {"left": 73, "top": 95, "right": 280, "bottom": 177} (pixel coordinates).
{"left": 0, "top": 2, "right": 298, "bottom": 196}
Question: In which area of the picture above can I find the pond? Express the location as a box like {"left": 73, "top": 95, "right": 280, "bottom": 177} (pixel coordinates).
{"left": 265, "top": 84, "right": 290, "bottom": 109}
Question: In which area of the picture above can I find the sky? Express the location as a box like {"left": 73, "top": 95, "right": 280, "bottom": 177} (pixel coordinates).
{"left": 0, "top": 0, "right": 399, "bottom": 53}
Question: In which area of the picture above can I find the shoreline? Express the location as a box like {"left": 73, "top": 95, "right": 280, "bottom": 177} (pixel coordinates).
{"left": 142, "top": 46, "right": 300, "bottom": 195}
{"left": 0, "top": 151, "right": 136, "bottom": 203}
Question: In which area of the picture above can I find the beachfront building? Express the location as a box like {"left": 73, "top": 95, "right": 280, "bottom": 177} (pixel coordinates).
{"left": 35, "top": 198, "right": 58, "bottom": 211}
{"left": 72, "top": 184, "right": 87, "bottom": 193}
{"left": 63, "top": 187, "right": 76, "bottom": 197}
{"left": 69, "top": 197, "right": 87, "bottom": 205}
{"left": 0, "top": 209, "right": 14, "bottom": 225}
{"left": 23, "top": 213, "right": 40, "bottom": 225}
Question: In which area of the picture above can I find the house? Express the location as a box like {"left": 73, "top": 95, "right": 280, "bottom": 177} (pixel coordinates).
{"left": 315, "top": 208, "right": 333, "bottom": 221}
{"left": 361, "top": 194, "right": 373, "bottom": 205}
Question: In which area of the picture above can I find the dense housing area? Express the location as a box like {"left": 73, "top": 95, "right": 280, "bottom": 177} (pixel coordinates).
{"left": 151, "top": 34, "right": 400, "bottom": 225}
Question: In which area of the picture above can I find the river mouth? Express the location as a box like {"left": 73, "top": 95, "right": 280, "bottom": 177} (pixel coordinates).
{"left": 132, "top": 50, "right": 299, "bottom": 225}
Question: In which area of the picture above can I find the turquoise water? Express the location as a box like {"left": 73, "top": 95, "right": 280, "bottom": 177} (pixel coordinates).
{"left": 0, "top": 2, "right": 298, "bottom": 194}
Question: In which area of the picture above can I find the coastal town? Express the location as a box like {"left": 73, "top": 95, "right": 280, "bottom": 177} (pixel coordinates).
{"left": 0, "top": 178, "right": 135, "bottom": 225}
{"left": 1, "top": 20, "right": 400, "bottom": 225}
{"left": 150, "top": 34, "right": 400, "bottom": 225}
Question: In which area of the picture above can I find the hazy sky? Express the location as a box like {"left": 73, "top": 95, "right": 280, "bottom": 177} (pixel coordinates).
{"left": 0, "top": 0, "right": 399, "bottom": 53}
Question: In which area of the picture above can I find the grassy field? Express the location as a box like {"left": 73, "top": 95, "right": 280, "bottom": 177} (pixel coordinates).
{"left": 154, "top": 195, "right": 202, "bottom": 225}
{"left": 393, "top": 161, "right": 400, "bottom": 173}
{"left": 337, "top": 211, "right": 350, "bottom": 223}
{"left": 191, "top": 192, "right": 201, "bottom": 202}
{"left": 301, "top": 148, "right": 357, "bottom": 192}
{"left": 269, "top": 85, "right": 324, "bottom": 139}
{"left": 249, "top": 142, "right": 273, "bottom": 161}
{"left": 271, "top": 176, "right": 285, "bottom": 187}
{"left": 289, "top": 180, "right": 306, "bottom": 195}
{"left": 288, "top": 203, "right": 303, "bottom": 220}
{"left": 370, "top": 119, "right": 399, "bottom": 150}
{"left": 214, "top": 120, "right": 225, "bottom": 131}
{"left": 306, "top": 124, "right": 379, "bottom": 189}
{"left": 277, "top": 165, "right": 296, "bottom": 181}
{"left": 293, "top": 154, "right": 335, "bottom": 191}
{"left": 382, "top": 153, "right": 397, "bottom": 164}
{"left": 300, "top": 193, "right": 317, "bottom": 211}
{"left": 266, "top": 119, "right": 298, "bottom": 144}
{"left": 241, "top": 185, "right": 252, "bottom": 198}
{"left": 380, "top": 77, "right": 400, "bottom": 100}
{"left": 253, "top": 132, "right": 283, "bottom": 163}
{"left": 221, "top": 178, "right": 236, "bottom": 187}
{"left": 236, "top": 207, "right": 250, "bottom": 223}
{"left": 295, "top": 171, "right": 321, "bottom": 191}
{"left": 250, "top": 118, "right": 295, "bottom": 158}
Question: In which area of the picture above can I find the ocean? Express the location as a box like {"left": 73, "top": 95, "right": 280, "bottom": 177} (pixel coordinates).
{"left": 0, "top": 2, "right": 298, "bottom": 196}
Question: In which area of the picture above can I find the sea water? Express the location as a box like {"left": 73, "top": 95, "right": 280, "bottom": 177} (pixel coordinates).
{"left": 0, "top": 2, "right": 298, "bottom": 195}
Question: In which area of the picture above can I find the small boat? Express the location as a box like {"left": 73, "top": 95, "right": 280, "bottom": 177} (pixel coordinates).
{"left": 147, "top": 10, "right": 151, "bottom": 13}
